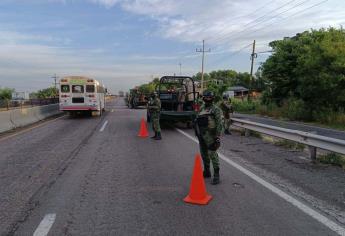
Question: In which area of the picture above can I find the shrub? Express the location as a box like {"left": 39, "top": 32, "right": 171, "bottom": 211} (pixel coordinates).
{"left": 318, "top": 153, "right": 345, "bottom": 169}
{"left": 232, "top": 99, "right": 260, "bottom": 113}
{"left": 281, "top": 98, "right": 308, "bottom": 120}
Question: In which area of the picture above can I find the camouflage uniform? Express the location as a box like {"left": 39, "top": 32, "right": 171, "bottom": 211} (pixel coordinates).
{"left": 220, "top": 99, "right": 233, "bottom": 134}
{"left": 148, "top": 95, "right": 161, "bottom": 139}
{"left": 196, "top": 100, "right": 223, "bottom": 184}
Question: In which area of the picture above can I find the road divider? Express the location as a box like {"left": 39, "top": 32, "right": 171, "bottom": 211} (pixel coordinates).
{"left": 0, "top": 104, "right": 61, "bottom": 134}
{"left": 0, "top": 110, "right": 14, "bottom": 133}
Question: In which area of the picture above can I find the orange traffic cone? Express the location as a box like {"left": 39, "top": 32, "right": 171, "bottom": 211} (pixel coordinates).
{"left": 138, "top": 117, "right": 149, "bottom": 138}
{"left": 184, "top": 154, "right": 212, "bottom": 205}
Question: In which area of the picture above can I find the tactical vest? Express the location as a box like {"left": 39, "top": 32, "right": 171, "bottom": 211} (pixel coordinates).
{"left": 197, "top": 106, "right": 216, "bottom": 130}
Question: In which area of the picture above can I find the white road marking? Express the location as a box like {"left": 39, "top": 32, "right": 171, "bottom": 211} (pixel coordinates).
{"left": 99, "top": 120, "right": 108, "bottom": 132}
{"left": 176, "top": 128, "right": 345, "bottom": 236}
{"left": 33, "top": 214, "right": 56, "bottom": 236}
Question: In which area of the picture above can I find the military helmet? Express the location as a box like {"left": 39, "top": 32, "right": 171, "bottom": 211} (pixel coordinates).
{"left": 202, "top": 90, "right": 214, "bottom": 98}
{"left": 202, "top": 90, "right": 215, "bottom": 103}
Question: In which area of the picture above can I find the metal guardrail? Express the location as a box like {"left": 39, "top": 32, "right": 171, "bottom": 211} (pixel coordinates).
{"left": 231, "top": 118, "right": 345, "bottom": 159}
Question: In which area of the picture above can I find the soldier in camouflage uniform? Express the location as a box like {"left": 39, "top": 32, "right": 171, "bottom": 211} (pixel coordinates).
{"left": 148, "top": 92, "right": 162, "bottom": 140}
{"left": 220, "top": 95, "right": 234, "bottom": 135}
{"left": 195, "top": 90, "right": 223, "bottom": 185}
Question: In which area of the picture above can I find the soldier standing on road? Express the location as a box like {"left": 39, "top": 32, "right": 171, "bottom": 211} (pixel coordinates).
{"left": 220, "top": 95, "right": 234, "bottom": 135}
{"left": 194, "top": 90, "right": 223, "bottom": 185}
{"left": 148, "top": 92, "right": 162, "bottom": 140}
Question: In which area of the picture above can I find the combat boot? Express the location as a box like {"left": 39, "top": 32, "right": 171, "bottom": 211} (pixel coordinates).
{"left": 211, "top": 168, "right": 220, "bottom": 185}
{"left": 151, "top": 132, "right": 157, "bottom": 139}
{"left": 154, "top": 132, "right": 162, "bottom": 140}
{"left": 203, "top": 168, "right": 211, "bottom": 178}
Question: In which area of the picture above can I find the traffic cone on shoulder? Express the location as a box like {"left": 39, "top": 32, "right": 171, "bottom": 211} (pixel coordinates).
{"left": 138, "top": 117, "right": 149, "bottom": 138}
{"left": 184, "top": 154, "right": 212, "bottom": 205}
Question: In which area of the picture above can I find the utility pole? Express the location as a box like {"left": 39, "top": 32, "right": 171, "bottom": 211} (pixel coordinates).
{"left": 179, "top": 62, "right": 182, "bottom": 75}
{"left": 52, "top": 74, "right": 59, "bottom": 98}
{"left": 249, "top": 40, "right": 257, "bottom": 100}
{"left": 52, "top": 74, "right": 59, "bottom": 90}
{"left": 196, "top": 40, "right": 211, "bottom": 93}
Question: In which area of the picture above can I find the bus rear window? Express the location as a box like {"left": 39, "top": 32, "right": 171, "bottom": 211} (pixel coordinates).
{"left": 86, "top": 85, "right": 95, "bottom": 93}
{"left": 72, "top": 85, "right": 84, "bottom": 93}
{"left": 61, "top": 85, "right": 70, "bottom": 93}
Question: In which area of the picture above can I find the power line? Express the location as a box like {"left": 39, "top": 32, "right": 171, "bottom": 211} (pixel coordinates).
{"left": 208, "top": 43, "right": 253, "bottom": 68}
{"left": 209, "top": 0, "right": 298, "bottom": 43}
{"left": 204, "top": 0, "right": 277, "bottom": 41}
{"left": 211, "top": 0, "right": 312, "bottom": 44}
{"left": 239, "top": 0, "right": 329, "bottom": 39}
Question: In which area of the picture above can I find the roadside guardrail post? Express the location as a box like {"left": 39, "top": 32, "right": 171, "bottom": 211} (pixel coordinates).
{"left": 308, "top": 146, "right": 317, "bottom": 161}
{"left": 245, "top": 129, "right": 250, "bottom": 137}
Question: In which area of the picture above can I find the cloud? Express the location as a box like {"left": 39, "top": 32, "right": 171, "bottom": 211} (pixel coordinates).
{"left": 0, "top": 37, "right": 194, "bottom": 92}
{"left": 89, "top": 0, "right": 121, "bottom": 8}
{"left": 89, "top": 0, "right": 345, "bottom": 52}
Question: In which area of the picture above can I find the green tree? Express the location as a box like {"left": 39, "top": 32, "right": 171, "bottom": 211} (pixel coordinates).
{"left": 192, "top": 72, "right": 210, "bottom": 82}
{"left": 261, "top": 27, "right": 345, "bottom": 118}
{"left": 0, "top": 87, "right": 14, "bottom": 100}
{"left": 36, "top": 87, "right": 58, "bottom": 98}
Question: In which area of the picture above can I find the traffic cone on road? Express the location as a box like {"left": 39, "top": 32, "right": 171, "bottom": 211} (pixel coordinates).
{"left": 184, "top": 154, "right": 212, "bottom": 205}
{"left": 138, "top": 118, "right": 149, "bottom": 138}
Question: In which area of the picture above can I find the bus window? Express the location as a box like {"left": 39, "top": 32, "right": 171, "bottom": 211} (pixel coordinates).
{"left": 86, "top": 85, "right": 95, "bottom": 93}
{"left": 72, "top": 85, "right": 84, "bottom": 93}
{"left": 61, "top": 85, "right": 70, "bottom": 93}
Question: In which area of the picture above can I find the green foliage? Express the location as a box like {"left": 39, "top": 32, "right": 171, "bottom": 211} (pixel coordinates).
{"left": 262, "top": 27, "right": 345, "bottom": 117}
{"left": 34, "top": 87, "right": 58, "bottom": 98}
{"left": 232, "top": 99, "right": 260, "bottom": 113}
{"left": 318, "top": 153, "right": 345, "bottom": 169}
{"left": 137, "top": 77, "right": 160, "bottom": 94}
{"left": 280, "top": 98, "right": 307, "bottom": 120}
{"left": 274, "top": 139, "right": 305, "bottom": 151}
{"left": 0, "top": 87, "right": 14, "bottom": 100}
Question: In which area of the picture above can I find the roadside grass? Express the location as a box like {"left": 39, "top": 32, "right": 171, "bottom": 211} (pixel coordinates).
{"left": 232, "top": 99, "right": 345, "bottom": 131}
{"left": 248, "top": 130, "right": 262, "bottom": 138}
{"left": 318, "top": 153, "right": 345, "bottom": 169}
{"left": 274, "top": 139, "right": 306, "bottom": 151}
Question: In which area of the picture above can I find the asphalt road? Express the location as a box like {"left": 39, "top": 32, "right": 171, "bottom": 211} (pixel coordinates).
{"left": 234, "top": 113, "right": 345, "bottom": 140}
{"left": 0, "top": 98, "right": 344, "bottom": 236}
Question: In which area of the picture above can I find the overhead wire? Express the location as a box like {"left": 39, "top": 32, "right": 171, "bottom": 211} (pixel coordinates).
{"left": 211, "top": 0, "right": 312, "bottom": 44}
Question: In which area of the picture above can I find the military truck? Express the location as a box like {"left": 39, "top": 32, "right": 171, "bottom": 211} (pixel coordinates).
{"left": 126, "top": 88, "right": 149, "bottom": 109}
{"left": 147, "top": 76, "right": 199, "bottom": 126}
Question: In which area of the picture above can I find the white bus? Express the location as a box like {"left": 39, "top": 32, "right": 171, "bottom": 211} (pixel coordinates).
{"left": 59, "top": 76, "right": 106, "bottom": 116}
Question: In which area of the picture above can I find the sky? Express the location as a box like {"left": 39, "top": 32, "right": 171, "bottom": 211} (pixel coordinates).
{"left": 0, "top": 0, "right": 344, "bottom": 93}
